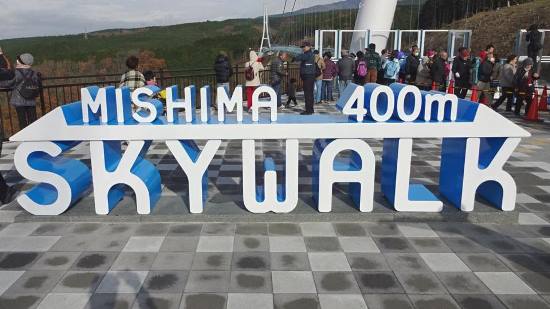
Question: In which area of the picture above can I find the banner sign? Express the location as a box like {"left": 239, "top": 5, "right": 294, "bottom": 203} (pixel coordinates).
{"left": 10, "top": 83, "right": 530, "bottom": 216}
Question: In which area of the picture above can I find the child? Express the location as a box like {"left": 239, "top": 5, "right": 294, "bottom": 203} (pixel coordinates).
{"left": 286, "top": 78, "right": 298, "bottom": 108}
{"left": 143, "top": 70, "right": 157, "bottom": 86}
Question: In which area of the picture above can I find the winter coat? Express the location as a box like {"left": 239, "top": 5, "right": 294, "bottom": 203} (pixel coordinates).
{"left": 499, "top": 63, "right": 517, "bottom": 88}
{"left": 270, "top": 57, "right": 285, "bottom": 85}
{"left": 415, "top": 59, "right": 432, "bottom": 87}
{"left": 214, "top": 56, "right": 233, "bottom": 84}
{"left": 405, "top": 54, "right": 420, "bottom": 79}
{"left": 322, "top": 59, "right": 338, "bottom": 80}
{"left": 0, "top": 68, "right": 40, "bottom": 107}
{"left": 527, "top": 30, "right": 543, "bottom": 53}
{"left": 315, "top": 55, "right": 326, "bottom": 81}
{"left": 430, "top": 57, "right": 446, "bottom": 84}
{"left": 294, "top": 50, "right": 316, "bottom": 79}
{"left": 477, "top": 61, "right": 494, "bottom": 83}
{"left": 337, "top": 56, "right": 355, "bottom": 81}
{"left": 452, "top": 56, "right": 472, "bottom": 88}
{"left": 364, "top": 49, "right": 382, "bottom": 70}
{"left": 514, "top": 68, "right": 534, "bottom": 93}
{"left": 245, "top": 50, "right": 264, "bottom": 87}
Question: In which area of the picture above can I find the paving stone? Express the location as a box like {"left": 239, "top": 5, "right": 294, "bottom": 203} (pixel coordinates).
{"left": 441, "top": 237, "right": 491, "bottom": 253}
{"left": 365, "top": 223, "right": 401, "bottom": 237}
{"left": 141, "top": 270, "right": 188, "bottom": 293}
{"left": 196, "top": 236, "right": 234, "bottom": 252}
{"left": 122, "top": 236, "right": 165, "bottom": 252}
{"left": 232, "top": 252, "right": 270, "bottom": 270}
{"left": 0, "top": 223, "right": 40, "bottom": 237}
{"left": 151, "top": 252, "right": 194, "bottom": 270}
{"left": 269, "top": 236, "right": 306, "bottom": 252}
{"left": 419, "top": 253, "right": 470, "bottom": 272}
{"left": 333, "top": 223, "right": 367, "bottom": 236}
{"left": 385, "top": 253, "right": 432, "bottom": 273}
{"left": 394, "top": 272, "right": 447, "bottom": 294}
{"left": 270, "top": 253, "right": 310, "bottom": 271}
{"left": 167, "top": 223, "right": 202, "bottom": 236}
{"left": 134, "top": 223, "right": 169, "bottom": 236}
{"left": 498, "top": 295, "right": 550, "bottom": 309}
{"left": 269, "top": 223, "right": 301, "bottom": 236}
{"left": 0, "top": 294, "right": 43, "bottom": 309}
{"left": 518, "top": 272, "right": 550, "bottom": 294}
{"left": 192, "top": 253, "right": 232, "bottom": 270}
{"left": 373, "top": 237, "right": 415, "bottom": 253}
{"left": 308, "top": 253, "right": 351, "bottom": 271}
{"left": 397, "top": 223, "right": 438, "bottom": 238}
{"left": 274, "top": 293, "right": 319, "bottom": 309}
{"left": 71, "top": 252, "right": 119, "bottom": 271}
{"left": 475, "top": 272, "right": 536, "bottom": 294}
{"left": 346, "top": 253, "right": 391, "bottom": 271}
{"left": 160, "top": 236, "right": 199, "bottom": 252}
{"left": 436, "top": 272, "right": 491, "bottom": 294}
{"left": 95, "top": 270, "right": 148, "bottom": 293}
{"left": 300, "top": 223, "right": 336, "bottom": 236}
{"left": 236, "top": 223, "right": 268, "bottom": 236}
{"left": 234, "top": 236, "right": 269, "bottom": 252}
{"left": 110, "top": 253, "right": 156, "bottom": 271}
{"left": 53, "top": 271, "right": 104, "bottom": 293}
{"left": 271, "top": 271, "right": 316, "bottom": 293}
{"left": 313, "top": 271, "right": 360, "bottom": 293}
{"left": 304, "top": 237, "right": 341, "bottom": 252}
{"left": 87, "top": 234, "right": 130, "bottom": 252}
{"left": 30, "top": 223, "right": 70, "bottom": 236}
{"left": 38, "top": 293, "right": 90, "bottom": 309}
{"left": 408, "top": 294, "right": 461, "bottom": 309}
{"left": 0, "top": 252, "right": 41, "bottom": 270}
{"left": 49, "top": 236, "right": 95, "bottom": 252}
{"left": 354, "top": 271, "right": 404, "bottom": 294}
{"left": 132, "top": 293, "right": 182, "bottom": 309}
{"left": 0, "top": 270, "right": 24, "bottom": 294}
{"left": 5, "top": 270, "right": 64, "bottom": 294}
{"left": 84, "top": 293, "right": 136, "bottom": 309}
{"left": 362, "top": 294, "right": 413, "bottom": 309}
{"left": 202, "top": 223, "right": 236, "bottom": 235}
{"left": 70, "top": 223, "right": 103, "bottom": 235}
{"left": 457, "top": 253, "right": 510, "bottom": 272}
{"left": 338, "top": 237, "right": 380, "bottom": 253}
{"left": 452, "top": 294, "right": 507, "bottom": 309}
{"left": 229, "top": 271, "right": 272, "bottom": 293}
{"left": 318, "top": 294, "right": 367, "bottom": 309}
{"left": 184, "top": 271, "right": 230, "bottom": 292}
{"left": 227, "top": 293, "right": 273, "bottom": 309}
{"left": 1, "top": 236, "right": 60, "bottom": 252}
{"left": 409, "top": 238, "right": 452, "bottom": 253}
{"left": 181, "top": 293, "right": 227, "bottom": 309}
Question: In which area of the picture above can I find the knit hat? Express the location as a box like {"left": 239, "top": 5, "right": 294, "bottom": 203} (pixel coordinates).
{"left": 18, "top": 53, "right": 34, "bottom": 66}
{"left": 523, "top": 57, "right": 534, "bottom": 66}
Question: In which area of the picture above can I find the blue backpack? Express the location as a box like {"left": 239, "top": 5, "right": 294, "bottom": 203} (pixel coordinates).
{"left": 384, "top": 61, "right": 400, "bottom": 79}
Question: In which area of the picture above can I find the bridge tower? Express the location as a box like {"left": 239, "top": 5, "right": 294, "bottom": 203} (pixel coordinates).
{"left": 260, "top": 6, "right": 272, "bottom": 52}
{"left": 350, "top": 0, "right": 398, "bottom": 53}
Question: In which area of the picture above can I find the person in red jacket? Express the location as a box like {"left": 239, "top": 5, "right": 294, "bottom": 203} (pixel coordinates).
{"left": 321, "top": 52, "right": 338, "bottom": 103}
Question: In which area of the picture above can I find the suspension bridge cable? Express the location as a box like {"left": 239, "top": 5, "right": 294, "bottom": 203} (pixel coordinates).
{"left": 283, "top": 0, "right": 288, "bottom": 14}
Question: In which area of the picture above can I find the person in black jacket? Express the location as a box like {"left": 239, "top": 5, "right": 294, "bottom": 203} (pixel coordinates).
{"left": 452, "top": 47, "right": 473, "bottom": 99}
{"left": 477, "top": 54, "right": 495, "bottom": 104}
{"left": 430, "top": 51, "right": 448, "bottom": 92}
{"left": 0, "top": 48, "right": 16, "bottom": 205}
{"left": 214, "top": 51, "right": 233, "bottom": 96}
{"left": 514, "top": 57, "right": 538, "bottom": 116}
{"left": 293, "top": 41, "right": 316, "bottom": 115}
{"left": 526, "top": 24, "right": 543, "bottom": 71}
{"left": 405, "top": 45, "right": 420, "bottom": 85}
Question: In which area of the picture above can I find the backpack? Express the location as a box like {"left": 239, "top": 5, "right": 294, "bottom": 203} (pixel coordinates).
{"left": 384, "top": 61, "right": 400, "bottom": 79}
{"left": 245, "top": 63, "right": 255, "bottom": 81}
{"left": 17, "top": 69, "right": 40, "bottom": 100}
{"left": 357, "top": 60, "right": 368, "bottom": 77}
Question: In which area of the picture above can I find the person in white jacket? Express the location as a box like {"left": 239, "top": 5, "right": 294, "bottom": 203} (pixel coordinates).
{"left": 245, "top": 50, "right": 265, "bottom": 110}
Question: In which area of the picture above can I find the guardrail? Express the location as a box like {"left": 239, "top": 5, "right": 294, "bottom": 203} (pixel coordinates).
{"left": 0, "top": 64, "right": 303, "bottom": 139}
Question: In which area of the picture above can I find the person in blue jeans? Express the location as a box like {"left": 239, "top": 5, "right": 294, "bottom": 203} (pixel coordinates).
{"left": 313, "top": 50, "right": 325, "bottom": 104}
{"left": 321, "top": 52, "right": 338, "bottom": 103}
{"left": 337, "top": 50, "right": 355, "bottom": 96}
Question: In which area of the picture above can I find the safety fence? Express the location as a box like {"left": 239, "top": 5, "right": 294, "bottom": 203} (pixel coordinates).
{"left": 0, "top": 64, "right": 303, "bottom": 139}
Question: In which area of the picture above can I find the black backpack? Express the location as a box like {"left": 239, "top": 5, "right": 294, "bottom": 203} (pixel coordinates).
{"left": 17, "top": 69, "right": 40, "bottom": 100}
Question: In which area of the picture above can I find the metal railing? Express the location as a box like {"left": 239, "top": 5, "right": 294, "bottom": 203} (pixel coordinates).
{"left": 0, "top": 64, "right": 302, "bottom": 139}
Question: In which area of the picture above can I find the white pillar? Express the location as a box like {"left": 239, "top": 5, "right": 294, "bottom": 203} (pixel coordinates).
{"left": 350, "top": 0, "right": 398, "bottom": 53}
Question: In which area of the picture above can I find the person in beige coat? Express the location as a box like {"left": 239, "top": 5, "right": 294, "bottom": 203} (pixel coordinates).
{"left": 313, "top": 50, "right": 325, "bottom": 104}
{"left": 245, "top": 50, "right": 265, "bottom": 110}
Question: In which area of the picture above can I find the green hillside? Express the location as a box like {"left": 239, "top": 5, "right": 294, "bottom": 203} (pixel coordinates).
{"left": 0, "top": 5, "right": 421, "bottom": 76}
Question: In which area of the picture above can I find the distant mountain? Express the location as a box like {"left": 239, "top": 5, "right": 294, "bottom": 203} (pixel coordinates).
{"left": 275, "top": 0, "right": 428, "bottom": 17}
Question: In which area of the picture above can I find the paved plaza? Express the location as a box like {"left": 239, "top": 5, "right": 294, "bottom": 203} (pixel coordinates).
{"left": 0, "top": 104, "right": 549, "bottom": 308}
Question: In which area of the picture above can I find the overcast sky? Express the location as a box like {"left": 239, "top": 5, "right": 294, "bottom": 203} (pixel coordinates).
{"left": 1, "top": 0, "right": 340, "bottom": 39}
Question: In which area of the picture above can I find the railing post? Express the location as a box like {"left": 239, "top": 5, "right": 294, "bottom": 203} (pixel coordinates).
{"left": 159, "top": 69, "right": 165, "bottom": 88}
{"left": 38, "top": 73, "right": 46, "bottom": 116}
